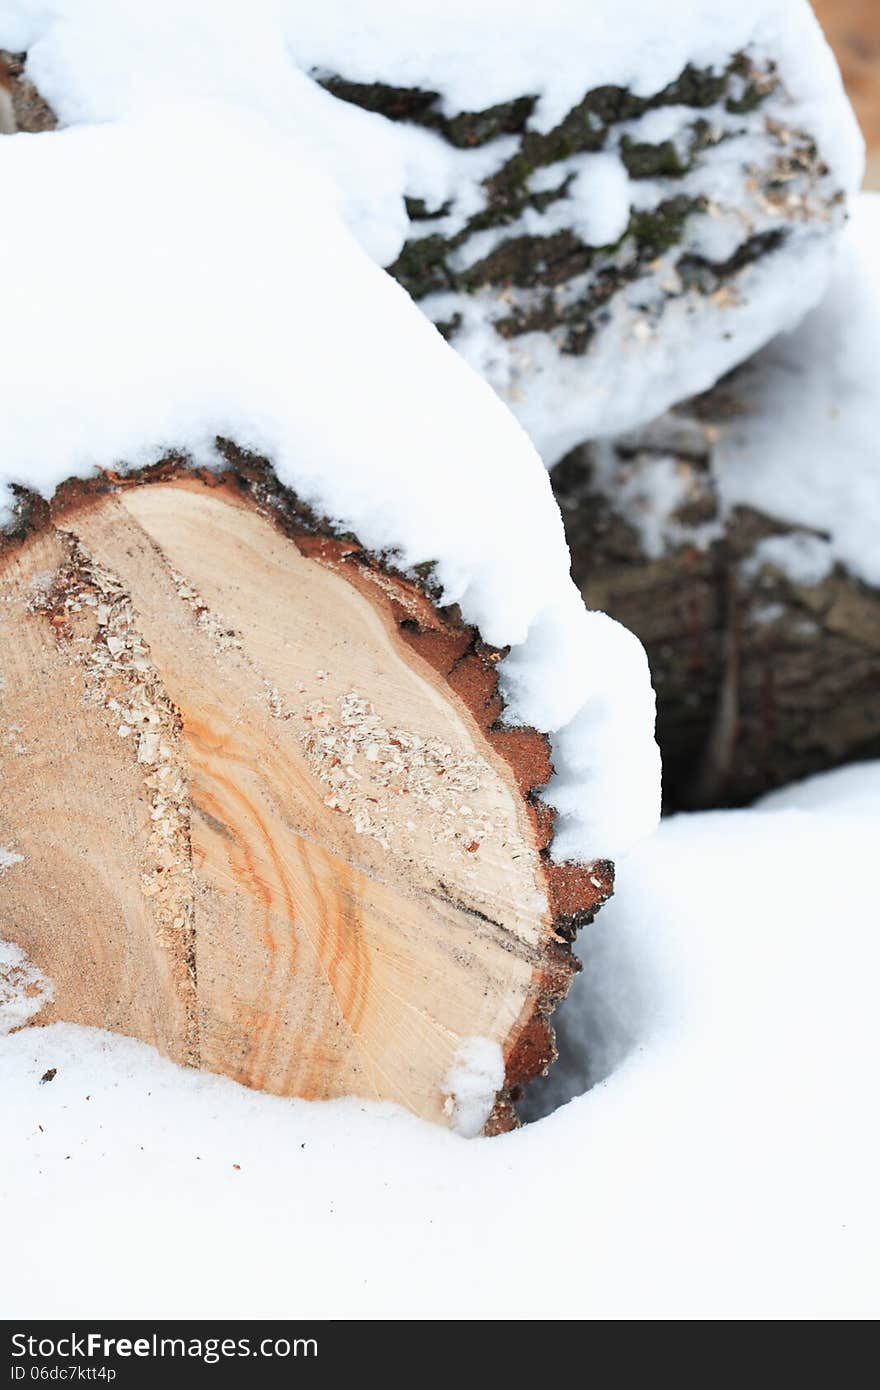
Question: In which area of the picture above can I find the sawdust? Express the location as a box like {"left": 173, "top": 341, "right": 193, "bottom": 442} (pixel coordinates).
{"left": 168, "top": 566, "right": 243, "bottom": 654}
{"left": 300, "top": 687, "right": 496, "bottom": 857}
{"left": 28, "top": 535, "right": 197, "bottom": 1026}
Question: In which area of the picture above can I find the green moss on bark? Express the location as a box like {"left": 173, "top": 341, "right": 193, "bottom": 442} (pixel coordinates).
{"left": 330, "top": 54, "right": 816, "bottom": 358}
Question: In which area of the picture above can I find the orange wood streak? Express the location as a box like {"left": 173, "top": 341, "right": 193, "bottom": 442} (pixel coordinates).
{"left": 182, "top": 708, "right": 373, "bottom": 1096}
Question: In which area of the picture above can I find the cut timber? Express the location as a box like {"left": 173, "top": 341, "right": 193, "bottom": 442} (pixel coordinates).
{"left": 0, "top": 460, "right": 611, "bottom": 1133}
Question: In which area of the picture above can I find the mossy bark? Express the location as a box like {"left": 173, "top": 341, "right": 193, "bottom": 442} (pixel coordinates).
{"left": 2, "top": 46, "right": 844, "bottom": 373}
{"left": 324, "top": 55, "right": 840, "bottom": 359}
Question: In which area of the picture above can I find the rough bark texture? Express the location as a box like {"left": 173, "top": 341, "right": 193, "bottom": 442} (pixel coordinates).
{"left": 554, "top": 400, "right": 880, "bottom": 811}
{"left": 324, "top": 54, "right": 844, "bottom": 357}
{"left": 2, "top": 44, "right": 846, "bottom": 392}
{"left": 0, "top": 455, "right": 612, "bottom": 1133}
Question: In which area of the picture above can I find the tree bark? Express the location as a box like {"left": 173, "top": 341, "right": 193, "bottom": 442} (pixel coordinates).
{"left": 554, "top": 409, "right": 880, "bottom": 810}
{"left": 0, "top": 457, "right": 612, "bottom": 1132}
{"left": 326, "top": 50, "right": 848, "bottom": 453}
{"left": 1, "top": 41, "right": 851, "bottom": 453}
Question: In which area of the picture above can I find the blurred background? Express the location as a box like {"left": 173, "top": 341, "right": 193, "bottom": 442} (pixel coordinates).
{"left": 813, "top": 0, "right": 880, "bottom": 185}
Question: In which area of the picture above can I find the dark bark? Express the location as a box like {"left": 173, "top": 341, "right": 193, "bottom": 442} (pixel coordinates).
{"left": 554, "top": 412, "right": 880, "bottom": 810}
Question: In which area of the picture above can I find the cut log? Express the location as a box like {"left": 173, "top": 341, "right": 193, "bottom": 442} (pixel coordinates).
{"left": 0, "top": 458, "right": 611, "bottom": 1133}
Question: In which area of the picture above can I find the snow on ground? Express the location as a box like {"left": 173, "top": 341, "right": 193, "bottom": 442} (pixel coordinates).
{"left": 716, "top": 192, "right": 880, "bottom": 588}
{"left": 759, "top": 760, "right": 880, "bottom": 815}
{"left": 2, "top": 764, "right": 878, "bottom": 1319}
{"left": 0, "top": 941, "right": 52, "bottom": 1034}
{"left": 0, "top": 1, "right": 863, "bottom": 457}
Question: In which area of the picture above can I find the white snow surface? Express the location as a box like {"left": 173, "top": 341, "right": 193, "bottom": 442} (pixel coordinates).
{"left": 717, "top": 193, "right": 880, "bottom": 588}
{"left": 759, "top": 760, "right": 880, "bottom": 816}
{"left": 444, "top": 1037, "right": 505, "bottom": 1138}
{"left": 741, "top": 531, "right": 836, "bottom": 586}
{"left": 1, "top": 762, "right": 877, "bottom": 1318}
{"left": 0, "top": 940, "right": 53, "bottom": 1035}
{"left": 0, "top": 106, "right": 659, "bottom": 860}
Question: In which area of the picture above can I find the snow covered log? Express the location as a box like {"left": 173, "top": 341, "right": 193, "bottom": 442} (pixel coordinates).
{"left": 308, "top": 0, "right": 863, "bottom": 459}
{"left": 1, "top": 3, "right": 863, "bottom": 462}
{"left": 555, "top": 195, "right": 880, "bottom": 808}
{"left": 0, "top": 457, "right": 616, "bottom": 1134}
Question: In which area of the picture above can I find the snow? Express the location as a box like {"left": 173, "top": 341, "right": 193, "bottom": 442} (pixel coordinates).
{"left": 9, "top": 0, "right": 866, "bottom": 852}
{"left": 448, "top": 233, "right": 842, "bottom": 464}
{"left": 446, "top": 150, "right": 633, "bottom": 273}
{"left": 0, "top": 1, "right": 863, "bottom": 459}
{"left": 2, "top": 762, "right": 877, "bottom": 1318}
{"left": 759, "top": 761, "right": 880, "bottom": 816}
{"left": 566, "top": 154, "right": 633, "bottom": 248}
{"left": 569, "top": 192, "right": 880, "bottom": 585}
{"left": 0, "top": 846, "right": 23, "bottom": 874}
{"left": 2, "top": 1, "right": 858, "bottom": 169}
{"left": 0, "top": 104, "right": 659, "bottom": 861}
{"left": 287, "top": 1, "right": 860, "bottom": 172}
{"left": 716, "top": 193, "right": 880, "bottom": 589}
{"left": 443, "top": 1038, "right": 505, "bottom": 1138}
{"left": 741, "top": 531, "right": 836, "bottom": 587}
{"left": 0, "top": 941, "right": 53, "bottom": 1035}
{"left": 589, "top": 445, "right": 700, "bottom": 560}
